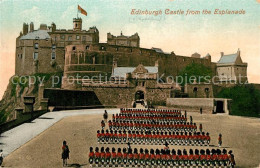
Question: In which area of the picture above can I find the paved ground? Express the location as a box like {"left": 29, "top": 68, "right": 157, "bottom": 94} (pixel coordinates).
{"left": 1, "top": 109, "right": 260, "bottom": 168}
{"left": 0, "top": 108, "right": 119, "bottom": 157}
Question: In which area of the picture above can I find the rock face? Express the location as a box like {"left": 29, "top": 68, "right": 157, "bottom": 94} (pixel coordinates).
{"left": 0, "top": 73, "right": 62, "bottom": 123}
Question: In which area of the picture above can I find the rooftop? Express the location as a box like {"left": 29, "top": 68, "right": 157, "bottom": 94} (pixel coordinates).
{"left": 20, "top": 30, "right": 50, "bottom": 40}
{"left": 112, "top": 66, "right": 158, "bottom": 78}
{"left": 218, "top": 53, "right": 238, "bottom": 64}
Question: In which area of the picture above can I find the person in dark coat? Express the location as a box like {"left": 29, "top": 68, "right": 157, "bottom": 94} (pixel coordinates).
{"left": 62, "top": 140, "right": 70, "bottom": 167}
{"left": 103, "top": 110, "right": 108, "bottom": 122}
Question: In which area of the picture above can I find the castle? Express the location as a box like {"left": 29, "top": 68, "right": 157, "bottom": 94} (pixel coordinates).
{"left": 15, "top": 18, "right": 248, "bottom": 111}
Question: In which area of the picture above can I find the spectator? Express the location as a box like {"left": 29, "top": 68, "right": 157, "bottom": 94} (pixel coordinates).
{"left": 62, "top": 140, "right": 70, "bottom": 167}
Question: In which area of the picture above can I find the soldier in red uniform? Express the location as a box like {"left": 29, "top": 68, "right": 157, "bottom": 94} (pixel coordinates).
{"left": 144, "top": 149, "right": 150, "bottom": 165}
{"left": 182, "top": 149, "right": 189, "bottom": 166}
{"left": 101, "top": 120, "right": 105, "bottom": 130}
{"left": 222, "top": 149, "right": 229, "bottom": 166}
{"left": 133, "top": 148, "right": 139, "bottom": 164}
{"left": 111, "top": 148, "right": 117, "bottom": 164}
{"left": 89, "top": 147, "right": 95, "bottom": 164}
{"left": 200, "top": 149, "right": 207, "bottom": 166}
{"left": 155, "top": 149, "right": 161, "bottom": 165}
{"left": 117, "top": 148, "right": 123, "bottom": 164}
{"left": 194, "top": 149, "right": 200, "bottom": 165}
{"left": 139, "top": 148, "right": 145, "bottom": 165}
{"left": 100, "top": 147, "right": 106, "bottom": 164}
{"left": 94, "top": 147, "right": 100, "bottom": 164}
{"left": 177, "top": 149, "right": 183, "bottom": 165}
{"left": 206, "top": 149, "right": 211, "bottom": 166}
{"left": 228, "top": 150, "right": 236, "bottom": 168}
{"left": 150, "top": 149, "right": 156, "bottom": 165}
{"left": 105, "top": 147, "right": 111, "bottom": 164}
{"left": 122, "top": 148, "right": 128, "bottom": 164}
{"left": 188, "top": 149, "right": 194, "bottom": 166}
{"left": 127, "top": 148, "right": 134, "bottom": 164}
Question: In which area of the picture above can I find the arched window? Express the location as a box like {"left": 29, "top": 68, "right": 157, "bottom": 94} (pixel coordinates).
{"left": 72, "top": 46, "right": 76, "bottom": 51}
{"left": 193, "top": 87, "right": 198, "bottom": 98}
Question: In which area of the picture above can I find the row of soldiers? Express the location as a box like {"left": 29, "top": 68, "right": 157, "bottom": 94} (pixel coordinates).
{"left": 89, "top": 147, "right": 235, "bottom": 167}
{"left": 97, "top": 130, "right": 210, "bottom": 146}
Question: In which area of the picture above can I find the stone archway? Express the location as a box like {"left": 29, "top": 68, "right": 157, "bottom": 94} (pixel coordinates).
{"left": 135, "top": 90, "right": 144, "bottom": 101}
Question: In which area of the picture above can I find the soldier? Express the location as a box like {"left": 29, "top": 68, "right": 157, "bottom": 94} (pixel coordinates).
{"left": 94, "top": 147, "right": 100, "bottom": 164}
{"left": 89, "top": 147, "right": 95, "bottom": 164}
{"left": 228, "top": 150, "right": 236, "bottom": 168}
{"left": 139, "top": 148, "right": 145, "bottom": 165}
{"left": 105, "top": 147, "right": 111, "bottom": 164}
{"left": 111, "top": 148, "right": 117, "bottom": 164}
{"left": 103, "top": 110, "right": 108, "bottom": 122}
{"left": 199, "top": 124, "right": 203, "bottom": 133}
{"left": 101, "top": 120, "right": 105, "bottom": 130}
{"left": 133, "top": 148, "right": 139, "bottom": 164}
{"left": 117, "top": 148, "right": 123, "bottom": 164}
{"left": 218, "top": 134, "right": 222, "bottom": 147}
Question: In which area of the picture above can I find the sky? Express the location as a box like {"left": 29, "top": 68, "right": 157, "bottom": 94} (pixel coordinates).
{"left": 0, "top": 0, "right": 260, "bottom": 99}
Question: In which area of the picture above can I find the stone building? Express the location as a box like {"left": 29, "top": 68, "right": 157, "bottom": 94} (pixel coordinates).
{"left": 15, "top": 18, "right": 99, "bottom": 75}
{"left": 217, "top": 49, "right": 248, "bottom": 82}
{"left": 107, "top": 32, "right": 140, "bottom": 47}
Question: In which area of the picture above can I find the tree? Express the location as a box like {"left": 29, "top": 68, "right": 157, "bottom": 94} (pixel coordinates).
{"left": 0, "top": 109, "right": 7, "bottom": 124}
{"left": 177, "top": 63, "right": 213, "bottom": 86}
{"left": 216, "top": 84, "right": 260, "bottom": 117}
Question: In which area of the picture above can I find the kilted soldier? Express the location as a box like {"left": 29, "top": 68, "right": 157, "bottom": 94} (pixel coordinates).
{"left": 150, "top": 149, "right": 156, "bottom": 165}
{"left": 200, "top": 149, "right": 207, "bottom": 165}
{"left": 89, "top": 147, "right": 95, "bottom": 164}
{"left": 228, "top": 150, "right": 236, "bottom": 168}
{"left": 127, "top": 148, "right": 134, "bottom": 164}
{"left": 139, "top": 148, "right": 145, "bottom": 165}
{"left": 177, "top": 149, "right": 183, "bottom": 165}
{"left": 123, "top": 148, "right": 128, "bottom": 164}
{"left": 188, "top": 149, "right": 194, "bottom": 166}
{"left": 144, "top": 149, "right": 150, "bottom": 165}
{"left": 133, "top": 148, "right": 139, "bottom": 164}
{"left": 105, "top": 147, "right": 111, "bottom": 164}
{"left": 100, "top": 147, "right": 106, "bottom": 164}
{"left": 182, "top": 149, "right": 189, "bottom": 165}
{"left": 94, "top": 147, "right": 100, "bottom": 164}
{"left": 194, "top": 149, "right": 200, "bottom": 165}
{"left": 218, "top": 134, "right": 222, "bottom": 147}
{"left": 171, "top": 149, "right": 177, "bottom": 166}
{"left": 155, "top": 149, "right": 161, "bottom": 165}
{"left": 206, "top": 149, "right": 211, "bottom": 166}
{"left": 117, "top": 148, "right": 123, "bottom": 164}
{"left": 111, "top": 148, "right": 117, "bottom": 164}
{"left": 101, "top": 120, "right": 105, "bottom": 130}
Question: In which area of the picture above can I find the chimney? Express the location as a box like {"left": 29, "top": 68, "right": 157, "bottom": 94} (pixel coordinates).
{"left": 237, "top": 48, "right": 240, "bottom": 56}
{"left": 23, "top": 23, "right": 28, "bottom": 35}
{"left": 29, "top": 22, "right": 34, "bottom": 32}
{"left": 220, "top": 52, "right": 224, "bottom": 57}
{"left": 39, "top": 24, "right": 47, "bottom": 30}
{"left": 51, "top": 22, "right": 56, "bottom": 32}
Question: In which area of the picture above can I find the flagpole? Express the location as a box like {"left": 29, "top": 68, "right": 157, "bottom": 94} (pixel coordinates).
{"left": 77, "top": 5, "right": 78, "bottom": 18}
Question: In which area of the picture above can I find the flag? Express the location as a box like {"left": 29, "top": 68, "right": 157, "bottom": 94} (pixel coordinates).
{"left": 78, "top": 5, "right": 87, "bottom": 16}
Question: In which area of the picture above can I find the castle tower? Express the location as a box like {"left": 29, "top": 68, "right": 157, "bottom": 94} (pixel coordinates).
{"left": 73, "top": 18, "right": 82, "bottom": 31}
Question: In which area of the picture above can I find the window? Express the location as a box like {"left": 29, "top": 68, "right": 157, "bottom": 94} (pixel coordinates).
{"left": 86, "top": 46, "right": 89, "bottom": 50}
{"left": 100, "top": 46, "right": 105, "bottom": 50}
{"left": 72, "top": 46, "right": 76, "bottom": 51}
{"left": 68, "top": 36, "right": 72, "bottom": 41}
{"left": 52, "top": 45, "right": 56, "bottom": 50}
{"left": 51, "top": 52, "right": 56, "bottom": 60}
{"left": 193, "top": 87, "right": 198, "bottom": 92}
{"left": 34, "top": 43, "right": 39, "bottom": 49}
{"left": 116, "top": 47, "right": 119, "bottom": 51}
{"left": 130, "top": 49, "right": 133, "bottom": 52}
{"left": 183, "top": 58, "right": 185, "bottom": 62}
{"left": 20, "top": 54, "right": 22, "bottom": 59}
{"left": 82, "top": 36, "right": 86, "bottom": 41}
{"left": 76, "top": 35, "right": 80, "bottom": 40}
{"left": 60, "top": 35, "right": 65, "bottom": 40}
{"left": 33, "top": 52, "right": 38, "bottom": 60}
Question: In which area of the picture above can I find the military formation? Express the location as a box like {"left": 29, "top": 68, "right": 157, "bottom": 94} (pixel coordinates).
{"left": 89, "top": 108, "right": 236, "bottom": 167}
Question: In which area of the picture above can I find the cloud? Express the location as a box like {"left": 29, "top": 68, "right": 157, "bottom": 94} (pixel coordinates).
{"left": 20, "top": 6, "right": 43, "bottom": 26}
